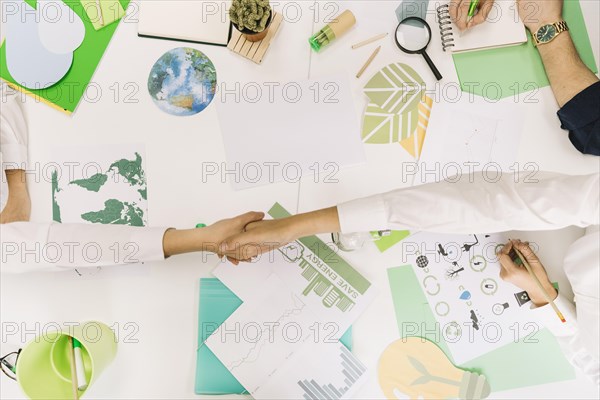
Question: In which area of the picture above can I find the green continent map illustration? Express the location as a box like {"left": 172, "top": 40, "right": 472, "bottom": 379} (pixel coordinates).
{"left": 52, "top": 152, "right": 147, "bottom": 226}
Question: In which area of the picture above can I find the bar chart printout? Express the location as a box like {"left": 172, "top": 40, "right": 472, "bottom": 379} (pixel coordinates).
{"left": 298, "top": 346, "right": 367, "bottom": 400}
{"left": 254, "top": 344, "right": 368, "bottom": 400}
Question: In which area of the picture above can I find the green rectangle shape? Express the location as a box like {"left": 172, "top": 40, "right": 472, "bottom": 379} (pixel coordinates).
{"left": 0, "top": 0, "right": 129, "bottom": 114}
{"left": 374, "top": 230, "right": 411, "bottom": 252}
{"left": 195, "top": 278, "right": 353, "bottom": 395}
{"left": 387, "top": 266, "right": 575, "bottom": 391}
{"left": 452, "top": 0, "right": 597, "bottom": 99}
{"left": 268, "top": 203, "right": 371, "bottom": 295}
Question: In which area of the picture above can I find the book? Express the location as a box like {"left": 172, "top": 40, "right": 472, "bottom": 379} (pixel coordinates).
{"left": 436, "top": 0, "right": 527, "bottom": 52}
{"left": 138, "top": 0, "right": 232, "bottom": 46}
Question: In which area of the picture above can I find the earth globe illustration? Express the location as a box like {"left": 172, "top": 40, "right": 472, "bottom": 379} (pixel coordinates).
{"left": 147, "top": 47, "right": 217, "bottom": 116}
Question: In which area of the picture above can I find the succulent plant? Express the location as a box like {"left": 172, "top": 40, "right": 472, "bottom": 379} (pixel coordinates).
{"left": 229, "top": 0, "right": 271, "bottom": 33}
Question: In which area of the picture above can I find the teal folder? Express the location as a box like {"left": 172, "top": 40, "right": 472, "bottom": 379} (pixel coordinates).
{"left": 195, "top": 278, "right": 353, "bottom": 395}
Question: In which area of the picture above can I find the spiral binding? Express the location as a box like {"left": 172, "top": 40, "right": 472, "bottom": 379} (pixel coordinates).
{"left": 437, "top": 4, "right": 455, "bottom": 52}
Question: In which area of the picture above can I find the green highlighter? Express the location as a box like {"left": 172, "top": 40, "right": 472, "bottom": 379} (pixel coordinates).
{"left": 466, "top": 0, "right": 480, "bottom": 23}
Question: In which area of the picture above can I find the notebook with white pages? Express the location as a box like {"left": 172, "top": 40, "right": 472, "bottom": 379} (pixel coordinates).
{"left": 435, "top": 0, "right": 527, "bottom": 52}
{"left": 138, "top": 0, "right": 232, "bottom": 46}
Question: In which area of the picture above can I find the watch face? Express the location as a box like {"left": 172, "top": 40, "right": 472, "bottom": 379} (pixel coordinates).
{"left": 536, "top": 24, "right": 557, "bottom": 43}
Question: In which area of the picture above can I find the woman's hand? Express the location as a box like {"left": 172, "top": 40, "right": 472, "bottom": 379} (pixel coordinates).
{"left": 0, "top": 170, "right": 31, "bottom": 224}
{"left": 496, "top": 239, "right": 558, "bottom": 307}
{"left": 162, "top": 212, "right": 264, "bottom": 258}
{"left": 449, "top": 0, "right": 495, "bottom": 31}
{"left": 218, "top": 218, "right": 299, "bottom": 264}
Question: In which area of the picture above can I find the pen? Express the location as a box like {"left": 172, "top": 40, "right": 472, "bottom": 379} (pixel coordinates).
{"left": 466, "top": 0, "right": 480, "bottom": 23}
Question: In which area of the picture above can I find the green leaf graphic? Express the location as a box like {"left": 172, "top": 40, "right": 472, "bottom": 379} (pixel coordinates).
{"left": 364, "top": 63, "right": 425, "bottom": 115}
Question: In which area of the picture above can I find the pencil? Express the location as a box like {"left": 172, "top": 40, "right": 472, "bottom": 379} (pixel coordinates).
{"left": 96, "top": 0, "right": 104, "bottom": 26}
{"left": 351, "top": 32, "right": 388, "bottom": 49}
{"left": 356, "top": 46, "right": 381, "bottom": 78}
{"left": 67, "top": 337, "right": 80, "bottom": 400}
{"left": 513, "top": 247, "right": 566, "bottom": 323}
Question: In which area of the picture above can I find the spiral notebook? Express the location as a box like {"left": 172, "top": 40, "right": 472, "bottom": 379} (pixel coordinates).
{"left": 436, "top": 0, "right": 527, "bottom": 52}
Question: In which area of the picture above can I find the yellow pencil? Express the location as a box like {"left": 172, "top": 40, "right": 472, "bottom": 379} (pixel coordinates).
{"left": 356, "top": 45, "right": 381, "bottom": 78}
{"left": 513, "top": 247, "right": 566, "bottom": 323}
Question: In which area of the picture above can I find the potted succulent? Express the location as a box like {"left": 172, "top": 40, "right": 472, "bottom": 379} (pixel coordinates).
{"left": 229, "top": 0, "right": 272, "bottom": 42}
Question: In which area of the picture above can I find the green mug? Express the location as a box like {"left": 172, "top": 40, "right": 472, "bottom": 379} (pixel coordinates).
{"left": 16, "top": 321, "right": 117, "bottom": 399}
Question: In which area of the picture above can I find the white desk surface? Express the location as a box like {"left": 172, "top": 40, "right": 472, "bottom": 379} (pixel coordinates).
{"left": 1, "top": 0, "right": 599, "bottom": 398}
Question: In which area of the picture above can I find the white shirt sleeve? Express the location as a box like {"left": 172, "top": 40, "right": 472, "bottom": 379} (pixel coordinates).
{"left": 337, "top": 172, "right": 600, "bottom": 234}
{"left": 531, "top": 295, "right": 600, "bottom": 385}
{"left": 0, "top": 87, "right": 28, "bottom": 170}
{"left": 1, "top": 222, "right": 169, "bottom": 273}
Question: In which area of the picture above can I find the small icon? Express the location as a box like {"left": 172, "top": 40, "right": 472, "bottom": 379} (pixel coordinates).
{"left": 462, "top": 234, "right": 479, "bottom": 252}
{"left": 445, "top": 322, "right": 461, "bottom": 341}
{"left": 416, "top": 255, "right": 429, "bottom": 268}
{"left": 492, "top": 302, "right": 510, "bottom": 315}
{"left": 480, "top": 278, "right": 497, "bottom": 295}
{"left": 514, "top": 290, "right": 531, "bottom": 306}
{"left": 469, "top": 255, "right": 487, "bottom": 272}
{"left": 437, "top": 244, "right": 448, "bottom": 257}
{"left": 469, "top": 309, "right": 480, "bottom": 330}
{"left": 460, "top": 291, "right": 471, "bottom": 300}
{"left": 446, "top": 266, "right": 465, "bottom": 279}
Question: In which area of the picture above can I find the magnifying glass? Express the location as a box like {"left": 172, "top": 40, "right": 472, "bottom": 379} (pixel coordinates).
{"left": 394, "top": 17, "right": 443, "bottom": 81}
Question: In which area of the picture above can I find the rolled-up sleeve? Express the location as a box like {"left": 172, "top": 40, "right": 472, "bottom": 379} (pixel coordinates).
{"left": 337, "top": 172, "right": 599, "bottom": 234}
{"left": 557, "top": 81, "right": 600, "bottom": 156}
{"left": 1, "top": 222, "right": 169, "bottom": 273}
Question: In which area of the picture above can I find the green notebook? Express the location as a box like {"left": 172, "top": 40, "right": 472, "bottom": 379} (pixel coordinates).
{"left": 0, "top": 0, "right": 128, "bottom": 114}
{"left": 453, "top": 0, "right": 597, "bottom": 100}
{"left": 195, "top": 278, "right": 353, "bottom": 395}
{"left": 387, "top": 266, "right": 575, "bottom": 391}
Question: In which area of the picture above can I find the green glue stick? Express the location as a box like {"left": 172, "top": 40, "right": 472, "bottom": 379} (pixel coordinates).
{"left": 309, "top": 10, "right": 356, "bottom": 52}
{"left": 72, "top": 338, "right": 88, "bottom": 390}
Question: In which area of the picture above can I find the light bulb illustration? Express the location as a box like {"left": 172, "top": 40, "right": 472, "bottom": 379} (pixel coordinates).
{"left": 378, "top": 337, "right": 491, "bottom": 400}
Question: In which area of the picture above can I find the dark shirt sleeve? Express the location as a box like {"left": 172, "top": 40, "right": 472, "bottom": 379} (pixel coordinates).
{"left": 557, "top": 81, "right": 600, "bottom": 156}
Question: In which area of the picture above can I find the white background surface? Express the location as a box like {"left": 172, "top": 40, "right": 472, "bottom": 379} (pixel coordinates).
{"left": 1, "top": 0, "right": 599, "bottom": 398}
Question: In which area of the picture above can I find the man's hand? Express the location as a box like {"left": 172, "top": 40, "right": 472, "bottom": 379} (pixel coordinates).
{"left": 218, "top": 218, "right": 298, "bottom": 265}
{"left": 449, "top": 0, "right": 495, "bottom": 31}
{"left": 497, "top": 239, "right": 558, "bottom": 307}
{"left": 162, "top": 212, "right": 264, "bottom": 258}
{"left": 516, "top": 0, "right": 563, "bottom": 32}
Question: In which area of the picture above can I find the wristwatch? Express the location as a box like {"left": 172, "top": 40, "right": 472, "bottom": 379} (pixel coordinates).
{"left": 532, "top": 21, "right": 569, "bottom": 46}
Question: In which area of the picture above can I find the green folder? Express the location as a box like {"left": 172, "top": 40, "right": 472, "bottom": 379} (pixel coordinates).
{"left": 453, "top": 0, "right": 597, "bottom": 100}
{"left": 195, "top": 278, "right": 353, "bottom": 395}
{"left": 387, "top": 266, "right": 575, "bottom": 391}
{"left": 0, "top": 0, "right": 128, "bottom": 114}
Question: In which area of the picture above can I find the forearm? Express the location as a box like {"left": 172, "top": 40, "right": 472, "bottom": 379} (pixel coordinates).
{"left": 288, "top": 207, "right": 341, "bottom": 239}
{"left": 163, "top": 228, "right": 219, "bottom": 257}
{"left": 537, "top": 32, "right": 599, "bottom": 107}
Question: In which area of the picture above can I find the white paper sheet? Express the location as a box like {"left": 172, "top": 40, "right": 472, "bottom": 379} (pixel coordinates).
{"left": 217, "top": 76, "right": 366, "bottom": 190}
{"left": 405, "top": 232, "right": 535, "bottom": 364}
{"left": 51, "top": 144, "right": 148, "bottom": 226}
{"left": 417, "top": 95, "right": 524, "bottom": 184}
{"left": 206, "top": 273, "right": 371, "bottom": 399}
{"left": 207, "top": 203, "right": 376, "bottom": 398}
{"left": 212, "top": 238, "right": 377, "bottom": 339}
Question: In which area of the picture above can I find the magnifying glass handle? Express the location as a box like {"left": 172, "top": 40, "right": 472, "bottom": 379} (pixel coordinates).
{"left": 422, "top": 51, "right": 443, "bottom": 81}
